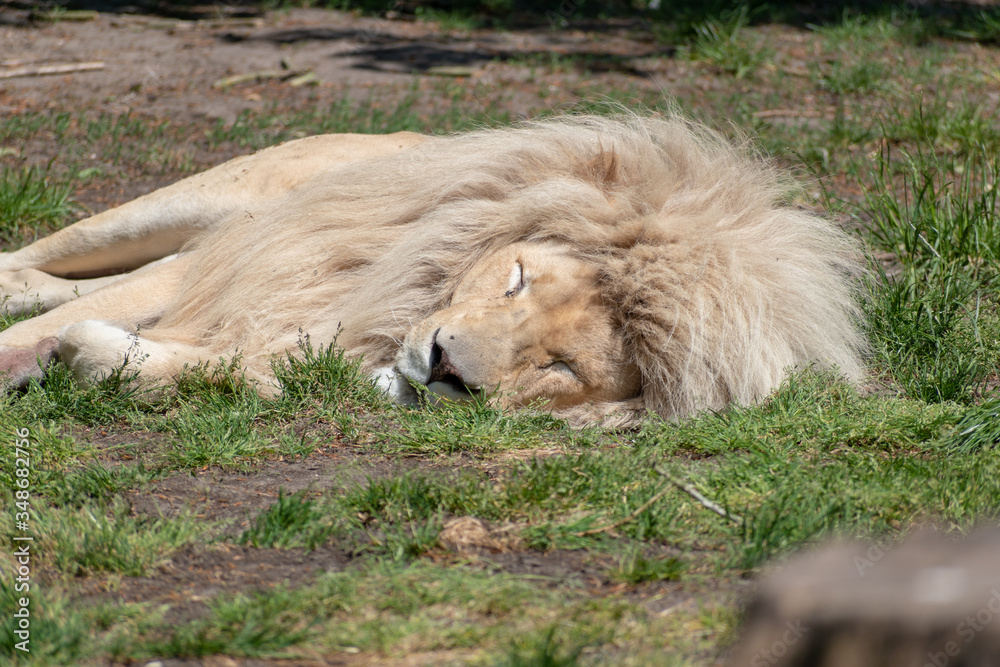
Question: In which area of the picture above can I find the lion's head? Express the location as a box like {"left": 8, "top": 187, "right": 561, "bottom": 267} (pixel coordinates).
{"left": 395, "top": 241, "right": 642, "bottom": 410}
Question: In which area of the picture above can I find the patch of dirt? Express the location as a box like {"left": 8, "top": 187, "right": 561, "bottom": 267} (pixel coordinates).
{"left": 66, "top": 438, "right": 742, "bottom": 632}
{"left": 0, "top": 7, "right": 668, "bottom": 127}
{"left": 76, "top": 541, "right": 353, "bottom": 627}
{"left": 432, "top": 515, "right": 745, "bottom": 615}
{"left": 121, "top": 443, "right": 475, "bottom": 526}
{"left": 73, "top": 423, "right": 174, "bottom": 458}
{"left": 126, "top": 448, "right": 360, "bottom": 526}
{"left": 68, "top": 445, "right": 466, "bottom": 628}
{"left": 469, "top": 544, "right": 747, "bottom": 614}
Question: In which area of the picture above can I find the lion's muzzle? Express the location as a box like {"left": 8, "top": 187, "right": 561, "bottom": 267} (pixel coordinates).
{"left": 396, "top": 326, "right": 483, "bottom": 403}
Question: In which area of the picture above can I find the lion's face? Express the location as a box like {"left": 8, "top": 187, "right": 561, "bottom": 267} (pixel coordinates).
{"left": 396, "top": 242, "right": 642, "bottom": 410}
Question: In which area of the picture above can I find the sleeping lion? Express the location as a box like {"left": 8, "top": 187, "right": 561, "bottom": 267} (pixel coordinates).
{"left": 0, "top": 114, "right": 866, "bottom": 426}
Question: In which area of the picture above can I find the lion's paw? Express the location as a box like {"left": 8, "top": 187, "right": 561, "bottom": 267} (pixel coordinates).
{"left": 58, "top": 320, "right": 148, "bottom": 386}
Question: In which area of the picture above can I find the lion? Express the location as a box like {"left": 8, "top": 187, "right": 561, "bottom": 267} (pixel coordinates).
{"left": 0, "top": 114, "right": 867, "bottom": 426}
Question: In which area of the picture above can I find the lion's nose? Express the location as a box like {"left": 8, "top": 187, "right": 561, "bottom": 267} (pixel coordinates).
{"left": 428, "top": 340, "right": 465, "bottom": 386}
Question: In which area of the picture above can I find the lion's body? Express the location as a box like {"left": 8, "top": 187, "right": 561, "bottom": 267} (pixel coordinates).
{"left": 0, "top": 115, "right": 866, "bottom": 425}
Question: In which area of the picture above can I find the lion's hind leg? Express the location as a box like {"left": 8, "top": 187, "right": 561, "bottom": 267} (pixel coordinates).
{"left": 0, "top": 253, "right": 192, "bottom": 390}
{"left": 0, "top": 131, "right": 428, "bottom": 279}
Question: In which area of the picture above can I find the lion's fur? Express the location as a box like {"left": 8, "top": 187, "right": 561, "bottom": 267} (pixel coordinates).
{"left": 146, "top": 113, "right": 865, "bottom": 423}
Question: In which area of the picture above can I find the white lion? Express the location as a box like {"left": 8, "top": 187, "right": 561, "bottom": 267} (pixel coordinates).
{"left": 0, "top": 114, "right": 866, "bottom": 426}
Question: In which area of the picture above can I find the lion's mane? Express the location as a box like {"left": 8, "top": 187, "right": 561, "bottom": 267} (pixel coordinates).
{"left": 150, "top": 113, "right": 866, "bottom": 424}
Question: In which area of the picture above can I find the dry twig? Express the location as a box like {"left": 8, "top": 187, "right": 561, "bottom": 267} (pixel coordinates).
{"left": 655, "top": 465, "right": 743, "bottom": 525}
{"left": 211, "top": 68, "right": 315, "bottom": 89}
{"left": 0, "top": 62, "right": 105, "bottom": 80}
{"left": 571, "top": 464, "right": 743, "bottom": 538}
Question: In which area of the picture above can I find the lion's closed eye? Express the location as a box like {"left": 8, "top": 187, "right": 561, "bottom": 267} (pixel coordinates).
{"left": 504, "top": 261, "right": 524, "bottom": 298}
{"left": 541, "top": 360, "right": 576, "bottom": 377}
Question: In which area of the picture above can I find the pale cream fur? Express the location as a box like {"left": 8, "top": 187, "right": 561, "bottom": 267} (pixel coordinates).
{"left": 0, "top": 115, "right": 867, "bottom": 425}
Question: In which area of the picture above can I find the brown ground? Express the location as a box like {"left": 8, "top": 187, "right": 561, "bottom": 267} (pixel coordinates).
{"left": 75, "top": 434, "right": 723, "bottom": 649}
{"left": 0, "top": 6, "right": 669, "bottom": 122}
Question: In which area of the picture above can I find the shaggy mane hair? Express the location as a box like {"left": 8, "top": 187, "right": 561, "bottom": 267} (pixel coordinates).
{"left": 148, "top": 113, "right": 866, "bottom": 424}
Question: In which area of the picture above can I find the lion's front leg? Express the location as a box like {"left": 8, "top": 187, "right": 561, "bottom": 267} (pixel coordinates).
{"left": 56, "top": 320, "right": 237, "bottom": 392}
{"left": 0, "top": 253, "right": 192, "bottom": 389}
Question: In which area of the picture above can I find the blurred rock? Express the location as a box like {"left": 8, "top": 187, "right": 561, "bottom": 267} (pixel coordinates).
{"left": 727, "top": 529, "right": 1000, "bottom": 667}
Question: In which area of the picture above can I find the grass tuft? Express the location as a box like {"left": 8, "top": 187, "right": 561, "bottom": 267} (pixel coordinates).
{"left": 0, "top": 166, "right": 77, "bottom": 245}
{"left": 494, "top": 625, "right": 592, "bottom": 667}
{"left": 687, "top": 5, "right": 771, "bottom": 79}
{"left": 239, "top": 490, "right": 338, "bottom": 551}
{"left": 273, "top": 334, "right": 384, "bottom": 409}
{"left": 19, "top": 501, "right": 202, "bottom": 577}
{"left": 610, "top": 548, "right": 686, "bottom": 584}
{"left": 858, "top": 137, "right": 1000, "bottom": 402}
{"left": 375, "top": 394, "right": 572, "bottom": 455}
{"left": 147, "top": 585, "right": 318, "bottom": 658}
{"left": 938, "top": 396, "right": 1000, "bottom": 454}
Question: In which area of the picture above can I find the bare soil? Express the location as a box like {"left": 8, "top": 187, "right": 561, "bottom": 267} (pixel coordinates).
{"left": 0, "top": 6, "right": 669, "bottom": 123}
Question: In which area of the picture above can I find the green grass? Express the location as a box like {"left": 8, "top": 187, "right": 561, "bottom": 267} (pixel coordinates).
{"left": 495, "top": 626, "right": 596, "bottom": 667}
{"left": 610, "top": 548, "right": 686, "bottom": 584}
{"left": 414, "top": 5, "right": 482, "bottom": 31}
{"left": 27, "top": 501, "right": 203, "bottom": 577}
{"left": 144, "top": 584, "right": 319, "bottom": 658}
{"left": 272, "top": 335, "right": 385, "bottom": 409}
{"left": 0, "top": 574, "right": 157, "bottom": 666}
{"left": 816, "top": 60, "right": 893, "bottom": 95}
{"left": 0, "top": 112, "right": 192, "bottom": 187}
{"left": 854, "top": 137, "right": 1000, "bottom": 403}
{"left": 238, "top": 489, "right": 341, "bottom": 550}
{"left": 129, "top": 560, "right": 670, "bottom": 663}
{"left": 686, "top": 5, "right": 772, "bottom": 79}
{"left": 863, "top": 141, "right": 1000, "bottom": 276}
{"left": 369, "top": 397, "right": 579, "bottom": 456}
{"left": 0, "top": 167, "right": 77, "bottom": 245}
{"left": 938, "top": 395, "right": 1000, "bottom": 454}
